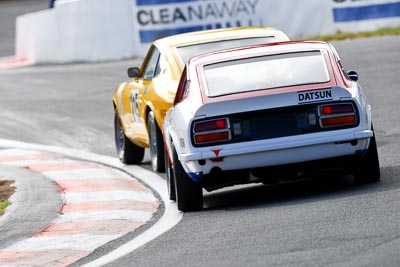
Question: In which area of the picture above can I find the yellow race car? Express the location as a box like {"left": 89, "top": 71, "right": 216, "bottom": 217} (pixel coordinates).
{"left": 113, "top": 27, "right": 289, "bottom": 172}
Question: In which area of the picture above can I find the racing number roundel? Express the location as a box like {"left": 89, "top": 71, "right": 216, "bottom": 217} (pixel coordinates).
{"left": 130, "top": 90, "right": 140, "bottom": 122}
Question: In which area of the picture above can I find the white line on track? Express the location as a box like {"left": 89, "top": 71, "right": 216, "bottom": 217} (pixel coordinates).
{"left": 0, "top": 139, "right": 183, "bottom": 266}
{"left": 43, "top": 168, "right": 134, "bottom": 180}
{"left": 65, "top": 190, "right": 157, "bottom": 203}
{"left": 6, "top": 235, "right": 117, "bottom": 251}
{"left": 54, "top": 210, "right": 154, "bottom": 222}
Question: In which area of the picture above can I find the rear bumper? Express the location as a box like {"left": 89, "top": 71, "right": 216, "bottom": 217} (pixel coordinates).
{"left": 179, "top": 129, "right": 372, "bottom": 182}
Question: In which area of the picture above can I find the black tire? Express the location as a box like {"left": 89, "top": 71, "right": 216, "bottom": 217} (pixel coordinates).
{"left": 172, "top": 146, "right": 203, "bottom": 212}
{"left": 164, "top": 146, "right": 176, "bottom": 201}
{"left": 354, "top": 126, "right": 380, "bottom": 184}
{"left": 114, "top": 110, "right": 145, "bottom": 164}
{"left": 148, "top": 111, "right": 165, "bottom": 173}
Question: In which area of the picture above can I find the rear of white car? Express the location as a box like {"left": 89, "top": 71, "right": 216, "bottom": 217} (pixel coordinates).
{"left": 163, "top": 41, "right": 380, "bottom": 211}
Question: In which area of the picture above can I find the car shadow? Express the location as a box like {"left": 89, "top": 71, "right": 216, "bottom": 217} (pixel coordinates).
{"left": 201, "top": 166, "right": 399, "bottom": 212}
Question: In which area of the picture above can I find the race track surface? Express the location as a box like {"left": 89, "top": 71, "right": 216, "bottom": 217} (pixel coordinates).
{"left": 1, "top": 1, "right": 400, "bottom": 266}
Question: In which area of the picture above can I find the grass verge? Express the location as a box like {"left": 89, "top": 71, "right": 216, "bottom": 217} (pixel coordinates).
{"left": 0, "top": 180, "right": 15, "bottom": 215}
{"left": 0, "top": 200, "right": 11, "bottom": 215}
{"left": 303, "top": 27, "right": 400, "bottom": 41}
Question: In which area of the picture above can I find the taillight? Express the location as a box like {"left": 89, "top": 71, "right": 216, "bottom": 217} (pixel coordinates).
{"left": 193, "top": 118, "right": 231, "bottom": 145}
{"left": 319, "top": 103, "right": 357, "bottom": 127}
{"left": 321, "top": 116, "right": 356, "bottom": 127}
{"left": 194, "top": 119, "right": 227, "bottom": 132}
{"left": 195, "top": 131, "right": 230, "bottom": 144}
{"left": 320, "top": 103, "right": 354, "bottom": 115}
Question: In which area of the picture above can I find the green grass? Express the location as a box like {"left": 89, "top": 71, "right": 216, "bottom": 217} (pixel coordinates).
{"left": 303, "top": 27, "right": 400, "bottom": 41}
{"left": 0, "top": 200, "right": 11, "bottom": 215}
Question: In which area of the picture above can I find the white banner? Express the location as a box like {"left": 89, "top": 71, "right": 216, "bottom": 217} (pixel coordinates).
{"left": 133, "top": 0, "right": 267, "bottom": 53}
{"left": 133, "top": 0, "right": 400, "bottom": 54}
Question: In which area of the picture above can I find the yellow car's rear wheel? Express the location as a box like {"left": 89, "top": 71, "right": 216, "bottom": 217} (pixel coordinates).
{"left": 148, "top": 111, "right": 165, "bottom": 172}
{"left": 114, "top": 111, "right": 144, "bottom": 164}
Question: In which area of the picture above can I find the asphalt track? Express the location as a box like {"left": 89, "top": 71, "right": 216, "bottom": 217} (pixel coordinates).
{"left": 1, "top": 1, "right": 400, "bottom": 266}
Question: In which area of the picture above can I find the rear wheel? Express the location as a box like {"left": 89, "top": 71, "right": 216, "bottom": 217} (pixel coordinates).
{"left": 148, "top": 111, "right": 165, "bottom": 173}
{"left": 354, "top": 126, "right": 380, "bottom": 184}
{"left": 114, "top": 110, "right": 144, "bottom": 164}
{"left": 165, "top": 147, "right": 176, "bottom": 201}
{"left": 173, "top": 146, "right": 203, "bottom": 212}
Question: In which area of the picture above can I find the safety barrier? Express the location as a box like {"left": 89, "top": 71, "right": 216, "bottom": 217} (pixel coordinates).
{"left": 13, "top": 0, "right": 400, "bottom": 65}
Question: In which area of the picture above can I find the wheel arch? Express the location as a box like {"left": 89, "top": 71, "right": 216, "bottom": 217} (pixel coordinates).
{"left": 113, "top": 101, "right": 127, "bottom": 134}
{"left": 145, "top": 105, "right": 152, "bottom": 132}
{"left": 167, "top": 129, "right": 184, "bottom": 163}
{"left": 164, "top": 132, "right": 174, "bottom": 165}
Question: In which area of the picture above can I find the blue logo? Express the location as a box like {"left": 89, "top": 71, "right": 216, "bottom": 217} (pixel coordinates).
{"left": 333, "top": 2, "right": 400, "bottom": 22}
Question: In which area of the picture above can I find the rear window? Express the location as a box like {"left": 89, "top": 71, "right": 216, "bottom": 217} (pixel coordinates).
{"left": 177, "top": 37, "right": 277, "bottom": 64}
{"left": 204, "top": 51, "right": 330, "bottom": 97}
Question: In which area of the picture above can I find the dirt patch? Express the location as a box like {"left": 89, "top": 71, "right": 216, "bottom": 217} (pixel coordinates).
{"left": 0, "top": 180, "right": 15, "bottom": 202}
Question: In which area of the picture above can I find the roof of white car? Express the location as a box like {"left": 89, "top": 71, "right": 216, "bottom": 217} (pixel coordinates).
{"left": 187, "top": 41, "right": 333, "bottom": 66}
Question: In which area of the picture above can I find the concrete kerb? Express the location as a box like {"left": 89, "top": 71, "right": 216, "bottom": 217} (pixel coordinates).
{"left": 0, "top": 56, "right": 31, "bottom": 69}
{"left": 0, "top": 139, "right": 183, "bottom": 266}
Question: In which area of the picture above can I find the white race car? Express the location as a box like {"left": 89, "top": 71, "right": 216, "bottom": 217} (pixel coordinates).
{"left": 163, "top": 41, "right": 380, "bottom": 211}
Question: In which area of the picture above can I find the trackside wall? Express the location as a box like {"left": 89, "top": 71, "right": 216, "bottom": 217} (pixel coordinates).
{"left": 15, "top": 0, "right": 137, "bottom": 64}
{"left": 14, "top": 0, "right": 400, "bottom": 65}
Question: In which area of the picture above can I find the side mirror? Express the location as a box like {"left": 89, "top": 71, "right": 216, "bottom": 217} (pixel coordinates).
{"left": 347, "top": 70, "right": 359, "bottom": 81}
{"left": 127, "top": 67, "right": 140, "bottom": 78}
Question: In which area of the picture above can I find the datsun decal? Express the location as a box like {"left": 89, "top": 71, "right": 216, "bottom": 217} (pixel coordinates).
{"left": 297, "top": 89, "right": 333, "bottom": 104}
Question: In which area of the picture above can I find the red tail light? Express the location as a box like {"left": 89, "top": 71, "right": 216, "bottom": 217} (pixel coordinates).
{"left": 320, "top": 103, "right": 354, "bottom": 115}
{"left": 194, "top": 119, "right": 227, "bottom": 132}
{"left": 193, "top": 118, "right": 231, "bottom": 145}
{"left": 319, "top": 103, "right": 357, "bottom": 128}
{"left": 195, "top": 131, "right": 230, "bottom": 144}
{"left": 321, "top": 115, "right": 356, "bottom": 127}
